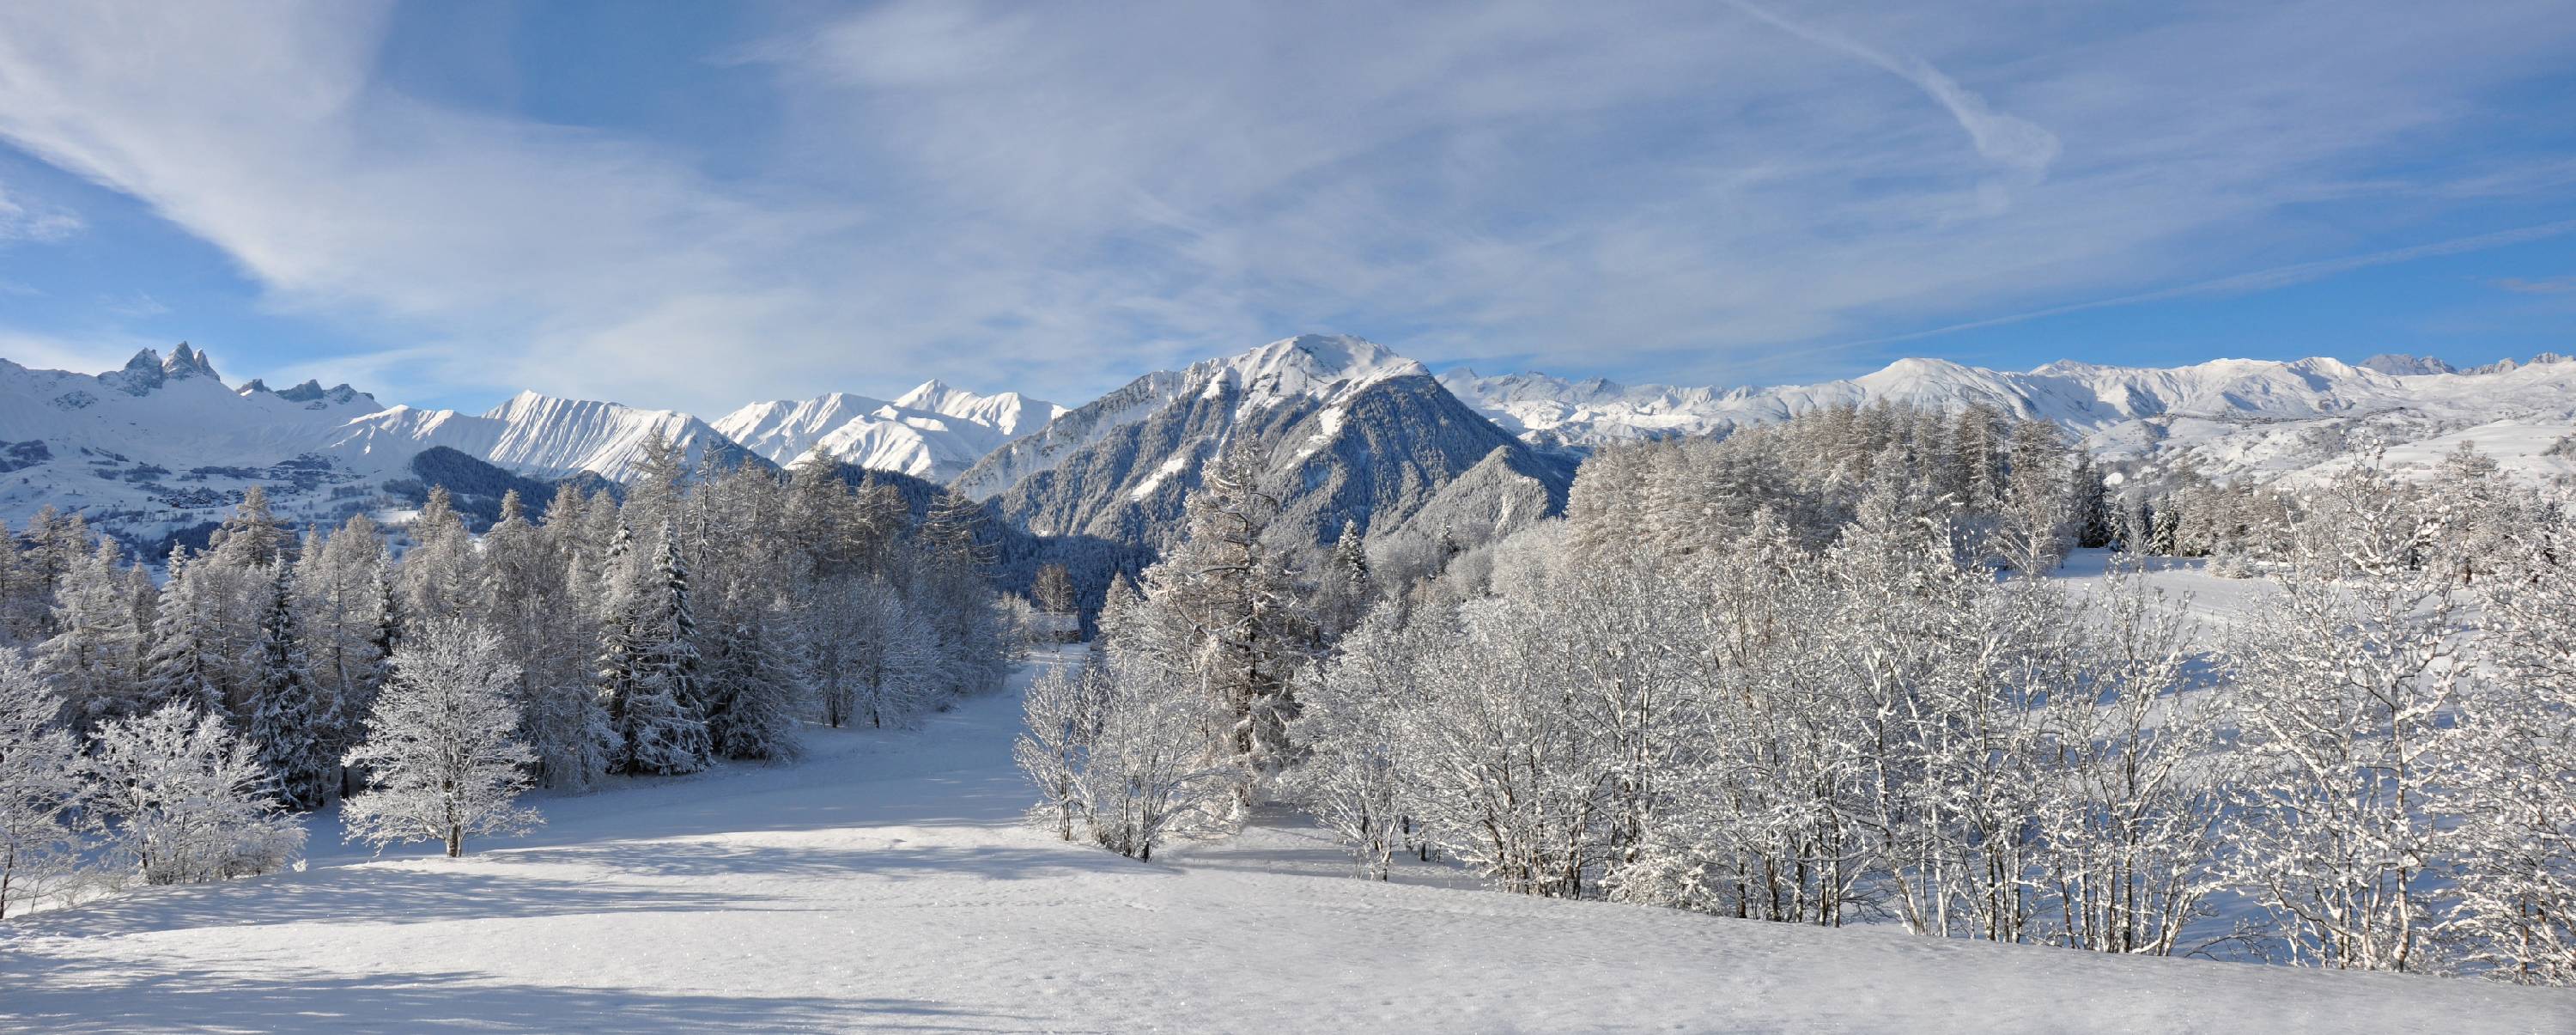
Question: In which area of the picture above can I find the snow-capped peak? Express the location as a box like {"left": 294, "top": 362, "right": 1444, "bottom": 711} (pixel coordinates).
{"left": 1207, "top": 334, "right": 1425, "bottom": 405}
{"left": 716, "top": 382, "right": 1063, "bottom": 480}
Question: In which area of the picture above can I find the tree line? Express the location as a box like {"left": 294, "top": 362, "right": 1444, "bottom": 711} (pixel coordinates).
{"left": 0, "top": 437, "right": 1017, "bottom": 916}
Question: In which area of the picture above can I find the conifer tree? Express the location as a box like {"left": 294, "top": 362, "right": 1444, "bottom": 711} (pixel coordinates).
{"left": 246, "top": 563, "right": 335, "bottom": 810}
{"left": 141, "top": 547, "right": 225, "bottom": 718}
{"left": 604, "top": 523, "right": 709, "bottom": 775}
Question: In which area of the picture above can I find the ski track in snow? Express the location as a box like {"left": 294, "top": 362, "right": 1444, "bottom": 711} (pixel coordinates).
{"left": 4, "top": 651, "right": 2570, "bottom": 1032}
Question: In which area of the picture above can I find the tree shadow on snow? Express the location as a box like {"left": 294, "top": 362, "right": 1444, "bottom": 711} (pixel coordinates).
{"left": 0, "top": 949, "right": 1063, "bottom": 1033}
{"left": 0, "top": 863, "right": 774, "bottom": 941}
{"left": 499, "top": 839, "right": 1176, "bottom": 883}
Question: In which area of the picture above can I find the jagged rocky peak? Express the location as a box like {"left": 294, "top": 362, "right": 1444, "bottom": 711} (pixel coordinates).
{"left": 2360, "top": 353, "right": 2458, "bottom": 376}
{"left": 98, "top": 343, "right": 225, "bottom": 396}
{"left": 162, "top": 342, "right": 219, "bottom": 381}
{"left": 240, "top": 376, "right": 370, "bottom": 405}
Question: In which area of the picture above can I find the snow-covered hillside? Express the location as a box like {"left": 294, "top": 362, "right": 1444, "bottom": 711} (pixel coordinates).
{"left": 3, "top": 653, "right": 2562, "bottom": 1033}
{"left": 714, "top": 382, "right": 1062, "bottom": 481}
{"left": 0, "top": 346, "right": 390, "bottom": 542}
{"left": 1443, "top": 352, "right": 2576, "bottom": 484}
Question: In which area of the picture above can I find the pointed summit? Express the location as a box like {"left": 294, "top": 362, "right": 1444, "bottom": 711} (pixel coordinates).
{"left": 161, "top": 342, "right": 220, "bottom": 381}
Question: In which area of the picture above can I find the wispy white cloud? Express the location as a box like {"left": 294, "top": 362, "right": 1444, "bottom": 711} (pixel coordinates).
{"left": 2496, "top": 274, "right": 2576, "bottom": 295}
{"left": 0, "top": 180, "right": 79, "bottom": 242}
{"left": 1717, "top": 0, "right": 2059, "bottom": 178}
{"left": 0, "top": 0, "right": 2569, "bottom": 411}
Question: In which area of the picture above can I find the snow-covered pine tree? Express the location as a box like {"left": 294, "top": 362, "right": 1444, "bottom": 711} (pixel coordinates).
{"left": 490, "top": 490, "right": 612, "bottom": 790}
{"left": 1997, "top": 418, "right": 2070, "bottom": 574}
{"left": 1310, "top": 520, "right": 1374, "bottom": 642}
{"left": 702, "top": 601, "right": 804, "bottom": 761}
{"left": 0, "top": 649, "right": 85, "bottom": 918}
{"left": 2066, "top": 452, "right": 2113, "bottom": 550}
{"left": 140, "top": 546, "right": 226, "bottom": 719}
{"left": 342, "top": 622, "right": 541, "bottom": 857}
{"left": 85, "top": 700, "right": 305, "bottom": 886}
{"left": 0, "top": 524, "right": 34, "bottom": 648}
{"left": 605, "top": 523, "right": 710, "bottom": 775}
{"left": 246, "top": 562, "right": 336, "bottom": 810}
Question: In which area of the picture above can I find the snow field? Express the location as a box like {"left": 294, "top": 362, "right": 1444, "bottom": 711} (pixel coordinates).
{"left": 7, "top": 650, "right": 2571, "bottom": 1032}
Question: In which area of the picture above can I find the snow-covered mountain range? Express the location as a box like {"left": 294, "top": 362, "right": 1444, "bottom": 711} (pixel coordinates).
{"left": 324, "top": 391, "right": 749, "bottom": 483}
{"left": 1443, "top": 352, "right": 2576, "bottom": 484}
{"left": 714, "top": 382, "right": 1063, "bottom": 481}
{"left": 7, "top": 336, "right": 2573, "bottom": 554}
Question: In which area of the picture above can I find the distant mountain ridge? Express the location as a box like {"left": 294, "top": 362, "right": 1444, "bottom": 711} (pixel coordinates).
{"left": 6, "top": 338, "right": 2572, "bottom": 554}
{"left": 714, "top": 382, "right": 1063, "bottom": 481}
{"left": 1443, "top": 351, "right": 2576, "bottom": 484}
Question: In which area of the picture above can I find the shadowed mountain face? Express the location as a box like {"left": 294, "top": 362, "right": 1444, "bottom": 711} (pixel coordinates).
{"left": 970, "top": 336, "right": 1571, "bottom": 554}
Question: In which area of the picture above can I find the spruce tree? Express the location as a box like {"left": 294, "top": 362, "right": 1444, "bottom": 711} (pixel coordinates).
{"left": 605, "top": 524, "right": 709, "bottom": 775}
{"left": 246, "top": 563, "right": 335, "bottom": 810}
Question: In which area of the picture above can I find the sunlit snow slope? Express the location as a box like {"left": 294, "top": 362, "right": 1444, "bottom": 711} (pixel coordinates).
{"left": 3, "top": 653, "right": 2565, "bottom": 1033}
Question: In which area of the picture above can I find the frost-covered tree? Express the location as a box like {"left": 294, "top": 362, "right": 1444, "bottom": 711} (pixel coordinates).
{"left": 1077, "top": 650, "right": 1238, "bottom": 861}
{"left": 601, "top": 524, "right": 710, "bottom": 775}
{"left": 1284, "top": 607, "right": 1415, "bottom": 879}
{"left": 2221, "top": 461, "right": 2463, "bottom": 971}
{"left": 86, "top": 701, "right": 305, "bottom": 886}
{"left": 140, "top": 547, "right": 226, "bottom": 719}
{"left": 2440, "top": 515, "right": 2576, "bottom": 983}
{"left": 2028, "top": 563, "right": 2230, "bottom": 954}
{"left": 399, "top": 486, "right": 478, "bottom": 627}
{"left": 342, "top": 623, "right": 541, "bottom": 857}
{"left": 487, "top": 491, "right": 611, "bottom": 789}
{"left": 207, "top": 484, "right": 290, "bottom": 570}
{"left": 40, "top": 539, "right": 145, "bottom": 728}
{"left": 0, "top": 650, "right": 84, "bottom": 918}
{"left": 1016, "top": 661, "right": 1103, "bottom": 842}
{"left": 1127, "top": 448, "right": 1313, "bottom": 807}
{"left": 1032, "top": 563, "right": 1077, "bottom": 617}
{"left": 246, "top": 562, "right": 335, "bottom": 810}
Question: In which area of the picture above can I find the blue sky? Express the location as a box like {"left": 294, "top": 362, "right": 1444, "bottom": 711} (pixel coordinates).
{"left": 0, "top": 1, "right": 2570, "bottom": 414}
